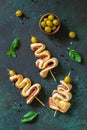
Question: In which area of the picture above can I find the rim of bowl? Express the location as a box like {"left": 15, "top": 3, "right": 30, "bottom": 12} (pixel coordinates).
{"left": 39, "top": 13, "right": 61, "bottom": 35}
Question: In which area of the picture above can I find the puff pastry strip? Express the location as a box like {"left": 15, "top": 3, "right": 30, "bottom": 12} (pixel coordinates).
{"left": 30, "top": 42, "right": 58, "bottom": 78}
{"left": 10, "top": 74, "right": 42, "bottom": 104}
{"left": 48, "top": 80, "right": 72, "bottom": 113}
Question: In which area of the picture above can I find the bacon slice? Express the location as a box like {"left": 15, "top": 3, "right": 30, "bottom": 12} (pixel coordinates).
{"left": 52, "top": 91, "right": 72, "bottom": 102}
{"left": 26, "top": 83, "right": 41, "bottom": 104}
{"left": 59, "top": 80, "right": 72, "bottom": 92}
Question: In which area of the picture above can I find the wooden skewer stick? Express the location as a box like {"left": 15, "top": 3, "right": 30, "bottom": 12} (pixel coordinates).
{"left": 50, "top": 70, "right": 56, "bottom": 81}
{"left": 54, "top": 110, "right": 57, "bottom": 117}
{"left": 68, "top": 71, "right": 71, "bottom": 76}
{"left": 35, "top": 97, "right": 45, "bottom": 107}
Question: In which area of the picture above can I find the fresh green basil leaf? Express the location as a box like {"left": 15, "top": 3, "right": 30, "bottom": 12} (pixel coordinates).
{"left": 6, "top": 50, "right": 16, "bottom": 57}
{"left": 21, "top": 111, "right": 38, "bottom": 123}
{"left": 68, "top": 49, "right": 81, "bottom": 63}
{"left": 10, "top": 51, "right": 16, "bottom": 57}
{"left": 6, "top": 50, "right": 12, "bottom": 56}
{"left": 10, "top": 38, "right": 20, "bottom": 51}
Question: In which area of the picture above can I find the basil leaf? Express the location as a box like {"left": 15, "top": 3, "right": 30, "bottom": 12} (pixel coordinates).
{"left": 6, "top": 38, "right": 20, "bottom": 57}
{"left": 10, "top": 51, "right": 16, "bottom": 57}
{"left": 10, "top": 38, "right": 20, "bottom": 51}
{"left": 68, "top": 48, "right": 81, "bottom": 63}
{"left": 6, "top": 50, "right": 16, "bottom": 57}
{"left": 6, "top": 50, "right": 12, "bottom": 56}
{"left": 21, "top": 111, "right": 38, "bottom": 123}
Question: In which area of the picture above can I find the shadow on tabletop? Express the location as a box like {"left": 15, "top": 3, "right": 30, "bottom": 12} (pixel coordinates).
{"left": 47, "top": 23, "right": 70, "bottom": 44}
{"left": 46, "top": 63, "right": 64, "bottom": 83}
{"left": 66, "top": 81, "right": 78, "bottom": 116}
{"left": 46, "top": 22, "right": 80, "bottom": 46}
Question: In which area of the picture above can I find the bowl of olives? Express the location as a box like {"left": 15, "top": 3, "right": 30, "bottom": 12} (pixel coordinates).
{"left": 39, "top": 13, "right": 61, "bottom": 35}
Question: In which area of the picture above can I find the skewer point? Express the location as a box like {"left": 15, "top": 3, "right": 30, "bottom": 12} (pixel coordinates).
{"left": 50, "top": 70, "right": 56, "bottom": 81}
{"left": 54, "top": 110, "right": 57, "bottom": 117}
{"left": 35, "top": 97, "right": 45, "bottom": 107}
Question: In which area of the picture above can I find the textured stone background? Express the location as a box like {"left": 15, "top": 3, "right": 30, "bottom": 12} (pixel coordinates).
{"left": 0, "top": 0, "right": 87, "bottom": 130}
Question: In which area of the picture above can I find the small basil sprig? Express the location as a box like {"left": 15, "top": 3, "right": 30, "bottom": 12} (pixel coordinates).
{"left": 6, "top": 50, "right": 16, "bottom": 57}
{"left": 68, "top": 48, "right": 81, "bottom": 63}
{"left": 21, "top": 111, "right": 38, "bottom": 123}
{"left": 6, "top": 38, "right": 20, "bottom": 57}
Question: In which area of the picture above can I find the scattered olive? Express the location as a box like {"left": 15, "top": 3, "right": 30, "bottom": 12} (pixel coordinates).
{"left": 15, "top": 10, "right": 23, "bottom": 17}
{"left": 68, "top": 31, "right": 76, "bottom": 39}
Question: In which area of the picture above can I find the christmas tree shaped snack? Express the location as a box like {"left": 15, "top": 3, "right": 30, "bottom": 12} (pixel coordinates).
{"left": 48, "top": 72, "right": 72, "bottom": 116}
{"left": 8, "top": 69, "right": 45, "bottom": 107}
{"left": 30, "top": 36, "right": 59, "bottom": 81}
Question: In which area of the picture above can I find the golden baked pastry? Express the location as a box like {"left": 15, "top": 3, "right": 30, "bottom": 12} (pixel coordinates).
{"left": 48, "top": 80, "right": 72, "bottom": 113}
{"left": 10, "top": 74, "right": 41, "bottom": 104}
{"left": 30, "top": 42, "right": 58, "bottom": 78}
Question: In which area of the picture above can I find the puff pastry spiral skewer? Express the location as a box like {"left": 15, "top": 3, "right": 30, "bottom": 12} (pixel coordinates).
{"left": 48, "top": 72, "right": 72, "bottom": 116}
{"left": 30, "top": 36, "right": 58, "bottom": 80}
{"left": 8, "top": 69, "right": 45, "bottom": 106}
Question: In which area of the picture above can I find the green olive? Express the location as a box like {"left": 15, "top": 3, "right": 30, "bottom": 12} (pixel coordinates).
{"left": 52, "top": 25, "right": 56, "bottom": 31}
{"left": 31, "top": 36, "right": 38, "bottom": 43}
{"left": 48, "top": 14, "right": 54, "bottom": 21}
{"left": 45, "top": 26, "right": 51, "bottom": 33}
{"left": 15, "top": 10, "right": 23, "bottom": 17}
{"left": 64, "top": 76, "right": 71, "bottom": 83}
{"left": 7, "top": 69, "right": 16, "bottom": 76}
{"left": 68, "top": 32, "right": 76, "bottom": 39}
{"left": 41, "top": 21, "right": 46, "bottom": 28}
{"left": 46, "top": 20, "right": 53, "bottom": 27}
{"left": 44, "top": 18, "right": 48, "bottom": 22}
{"left": 53, "top": 19, "right": 59, "bottom": 25}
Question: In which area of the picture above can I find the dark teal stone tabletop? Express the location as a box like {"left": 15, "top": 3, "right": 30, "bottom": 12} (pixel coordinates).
{"left": 0, "top": 0, "right": 87, "bottom": 130}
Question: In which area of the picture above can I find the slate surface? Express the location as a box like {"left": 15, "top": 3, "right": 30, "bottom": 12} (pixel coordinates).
{"left": 0, "top": 0, "right": 87, "bottom": 130}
